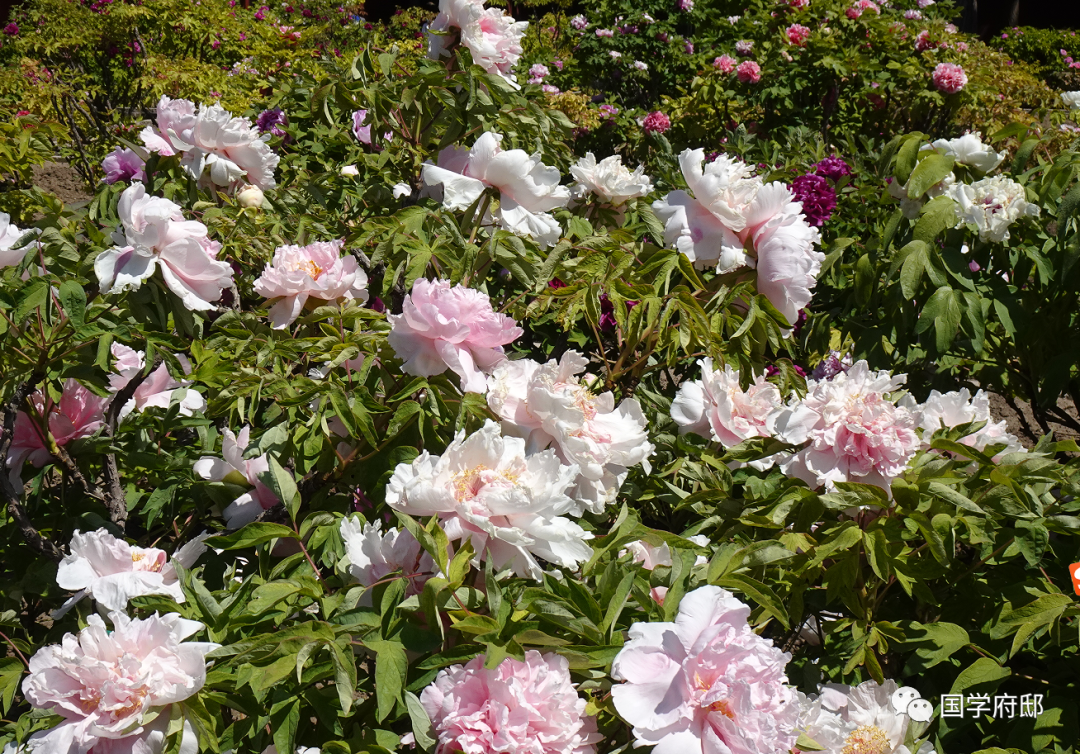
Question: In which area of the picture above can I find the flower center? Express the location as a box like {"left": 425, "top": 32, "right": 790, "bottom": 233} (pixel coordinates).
{"left": 450, "top": 465, "right": 519, "bottom": 502}
{"left": 842, "top": 725, "right": 891, "bottom": 754}
{"left": 705, "top": 698, "right": 736, "bottom": 719}
{"left": 286, "top": 258, "right": 323, "bottom": 279}
{"left": 131, "top": 550, "right": 166, "bottom": 572}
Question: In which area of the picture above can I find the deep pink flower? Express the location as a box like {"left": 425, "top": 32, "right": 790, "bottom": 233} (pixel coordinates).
{"left": 736, "top": 60, "right": 762, "bottom": 83}
{"left": 642, "top": 110, "right": 671, "bottom": 133}
{"left": 788, "top": 0, "right": 810, "bottom": 7}
{"left": 932, "top": 62, "right": 967, "bottom": 93}
{"left": 255, "top": 107, "right": 288, "bottom": 137}
{"left": 791, "top": 174, "right": 836, "bottom": 226}
{"left": 421, "top": 651, "right": 601, "bottom": 754}
{"left": 814, "top": 156, "right": 852, "bottom": 181}
{"left": 785, "top": 23, "right": 811, "bottom": 46}
{"left": 387, "top": 278, "right": 522, "bottom": 393}
{"left": 3, "top": 22, "right": 18, "bottom": 36}
{"left": 8, "top": 380, "right": 107, "bottom": 476}
{"left": 714, "top": 54, "right": 737, "bottom": 72}
{"left": 101, "top": 147, "right": 145, "bottom": 184}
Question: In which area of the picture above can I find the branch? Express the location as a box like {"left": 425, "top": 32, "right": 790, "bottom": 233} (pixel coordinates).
{"left": 102, "top": 357, "right": 162, "bottom": 528}
{"left": 0, "top": 377, "right": 64, "bottom": 563}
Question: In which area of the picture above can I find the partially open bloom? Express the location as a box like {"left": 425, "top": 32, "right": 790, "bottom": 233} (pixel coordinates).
{"left": 22, "top": 612, "right": 218, "bottom": 754}
{"left": 1062, "top": 91, "right": 1080, "bottom": 110}
{"left": 932, "top": 62, "right": 967, "bottom": 94}
{"left": 769, "top": 361, "right": 921, "bottom": 491}
{"left": 569, "top": 153, "right": 653, "bottom": 205}
{"left": 623, "top": 535, "right": 709, "bottom": 603}
{"left": 671, "top": 358, "right": 783, "bottom": 448}
{"left": 487, "top": 351, "right": 654, "bottom": 512}
{"left": 0, "top": 212, "right": 38, "bottom": 267}
{"left": 642, "top": 111, "right": 672, "bottom": 133}
{"left": 714, "top": 54, "right": 737, "bottom": 73}
{"left": 913, "top": 388, "right": 1025, "bottom": 457}
{"left": 946, "top": 175, "right": 1039, "bottom": 242}
{"left": 736, "top": 60, "right": 761, "bottom": 83}
{"left": 928, "top": 132, "right": 1006, "bottom": 173}
{"left": 785, "top": 23, "right": 811, "bottom": 46}
{"left": 386, "top": 421, "right": 592, "bottom": 580}
{"left": 193, "top": 426, "right": 281, "bottom": 528}
{"left": 108, "top": 343, "right": 205, "bottom": 420}
{"left": 611, "top": 586, "right": 800, "bottom": 754}
{"left": 427, "top": 0, "right": 528, "bottom": 88}
{"left": 101, "top": 147, "right": 146, "bottom": 184}
{"left": 339, "top": 517, "right": 438, "bottom": 598}
{"left": 421, "top": 651, "right": 601, "bottom": 754}
{"left": 95, "top": 183, "right": 234, "bottom": 311}
{"left": 422, "top": 131, "right": 571, "bottom": 248}
{"left": 54, "top": 528, "right": 209, "bottom": 615}
{"left": 253, "top": 239, "right": 369, "bottom": 328}
{"left": 139, "top": 95, "right": 197, "bottom": 157}
{"left": 8, "top": 380, "right": 108, "bottom": 478}
{"left": 388, "top": 278, "right": 522, "bottom": 394}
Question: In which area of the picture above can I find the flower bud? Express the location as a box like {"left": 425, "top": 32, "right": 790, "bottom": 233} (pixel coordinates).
{"left": 237, "top": 184, "right": 264, "bottom": 209}
{"left": 340, "top": 164, "right": 359, "bottom": 177}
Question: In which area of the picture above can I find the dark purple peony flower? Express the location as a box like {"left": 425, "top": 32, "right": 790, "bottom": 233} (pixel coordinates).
{"left": 3, "top": 22, "right": 19, "bottom": 36}
{"left": 814, "top": 156, "right": 852, "bottom": 182}
{"left": 256, "top": 107, "right": 288, "bottom": 137}
{"left": 791, "top": 174, "right": 836, "bottom": 227}
{"left": 811, "top": 351, "right": 852, "bottom": 381}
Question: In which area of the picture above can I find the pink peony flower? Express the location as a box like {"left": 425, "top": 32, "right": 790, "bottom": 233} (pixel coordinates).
{"left": 8, "top": 380, "right": 107, "bottom": 478}
{"left": 420, "top": 651, "right": 601, "bottom": 754}
{"left": 193, "top": 426, "right": 281, "bottom": 528}
{"left": 914, "top": 30, "right": 937, "bottom": 52}
{"left": 95, "top": 183, "right": 234, "bottom": 311}
{"left": 611, "top": 586, "right": 800, "bottom": 754}
{"left": 387, "top": 278, "right": 522, "bottom": 393}
{"left": 529, "top": 63, "right": 550, "bottom": 79}
{"left": 642, "top": 110, "right": 671, "bottom": 133}
{"left": 351, "top": 108, "right": 393, "bottom": 146}
{"left": 570, "top": 14, "right": 587, "bottom": 29}
{"left": 788, "top": 0, "right": 810, "bottom": 7}
{"left": 139, "top": 95, "right": 197, "bottom": 157}
{"left": 735, "top": 40, "right": 753, "bottom": 56}
{"left": 769, "top": 360, "right": 921, "bottom": 491}
{"left": 21, "top": 612, "right": 218, "bottom": 754}
{"left": 339, "top": 517, "right": 438, "bottom": 600}
{"left": 932, "top": 62, "right": 967, "bottom": 93}
{"left": 622, "top": 535, "right": 709, "bottom": 603}
{"left": 714, "top": 54, "right": 737, "bottom": 73}
{"left": 427, "top": 0, "right": 528, "bottom": 88}
{"left": 108, "top": 343, "right": 205, "bottom": 419}
{"left": 252, "top": 239, "right": 369, "bottom": 328}
{"left": 595, "top": 28, "right": 614, "bottom": 37}
{"left": 785, "top": 23, "right": 811, "bottom": 46}
{"left": 671, "top": 358, "right": 783, "bottom": 449}
{"left": 101, "top": 147, "right": 146, "bottom": 184}
{"left": 736, "top": 60, "right": 762, "bottom": 83}
{"left": 911, "top": 388, "right": 1025, "bottom": 459}
{"left": 54, "top": 528, "right": 209, "bottom": 616}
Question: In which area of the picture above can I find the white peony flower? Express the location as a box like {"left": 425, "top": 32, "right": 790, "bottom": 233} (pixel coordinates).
{"left": 1062, "top": 91, "right": 1080, "bottom": 110}
{"left": 569, "top": 152, "right": 653, "bottom": 206}
{"left": 339, "top": 516, "right": 438, "bottom": 600}
{"left": 385, "top": 420, "right": 593, "bottom": 580}
{"left": 946, "top": 175, "right": 1040, "bottom": 242}
{"left": 927, "top": 132, "right": 1007, "bottom": 173}
{"left": 236, "top": 184, "right": 265, "bottom": 208}
{"left": 108, "top": 343, "right": 205, "bottom": 420}
{"left": 886, "top": 171, "right": 956, "bottom": 220}
{"left": 0, "top": 212, "right": 39, "bottom": 268}
{"left": 487, "top": 351, "right": 654, "bottom": 513}
{"left": 179, "top": 103, "right": 280, "bottom": 190}
{"left": 427, "top": 0, "right": 528, "bottom": 88}
{"left": 815, "top": 680, "right": 936, "bottom": 754}
{"left": 912, "top": 388, "right": 1025, "bottom": 458}
{"left": 340, "top": 165, "right": 359, "bottom": 177}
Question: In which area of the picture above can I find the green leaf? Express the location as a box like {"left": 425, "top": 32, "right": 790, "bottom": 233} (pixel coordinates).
{"left": 907, "top": 153, "right": 955, "bottom": 199}
{"left": 58, "top": 280, "right": 87, "bottom": 328}
{"left": 368, "top": 639, "right": 408, "bottom": 722}
{"left": 260, "top": 457, "right": 301, "bottom": 520}
{"left": 270, "top": 697, "right": 301, "bottom": 754}
{"left": 898, "top": 241, "right": 929, "bottom": 300}
{"left": 894, "top": 134, "right": 925, "bottom": 185}
{"left": 405, "top": 691, "right": 437, "bottom": 752}
{"left": 913, "top": 196, "right": 958, "bottom": 243}
{"left": 854, "top": 254, "right": 875, "bottom": 307}
{"left": 949, "top": 657, "right": 1011, "bottom": 694}
{"left": 917, "top": 286, "right": 961, "bottom": 352}
{"left": 329, "top": 642, "right": 358, "bottom": 715}
{"left": 0, "top": 658, "right": 22, "bottom": 714}
{"left": 1010, "top": 138, "right": 1039, "bottom": 174}
{"left": 717, "top": 574, "right": 790, "bottom": 629}
{"left": 206, "top": 523, "right": 298, "bottom": 550}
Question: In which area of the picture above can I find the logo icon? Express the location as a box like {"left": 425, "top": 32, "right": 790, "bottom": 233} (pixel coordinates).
{"left": 891, "top": 686, "right": 933, "bottom": 723}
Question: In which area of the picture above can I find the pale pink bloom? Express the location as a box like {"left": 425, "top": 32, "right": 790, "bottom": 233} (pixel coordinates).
{"left": 421, "top": 650, "right": 600, "bottom": 754}
{"left": 569, "top": 152, "right": 653, "bottom": 205}
{"left": 812, "top": 680, "right": 932, "bottom": 754}
{"left": 932, "top": 62, "right": 967, "bottom": 94}
{"left": 622, "top": 535, "right": 709, "bottom": 603}
{"left": 385, "top": 420, "right": 591, "bottom": 580}
{"left": 595, "top": 28, "right": 614, "bottom": 37}
{"left": 339, "top": 517, "right": 438, "bottom": 599}
{"left": 101, "top": 147, "right": 146, "bottom": 184}
{"left": 736, "top": 60, "right": 761, "bottom": 83}
{"left": 426, "top": 0, "right": 528, "bottom": 88}
{"left": 108, "top": 343, "right": 205, "bottom": 420}
{"left": 611, "top": 586, "right": 799, "bottom": 754}
{"left": 713, "top": 54, "right": 737, "bottom": 73}
{"left": 21, "top": 612, "right": 218, "bottom": 754}
{"left": 421, "top": 131, "right": 571, "bottom": 248}
{"left": 140, "top": 95, "right": 198, "bottom": 157}
{"left": 180, "top": 103, "right": 280, "bottom": 189}
{"left": 252, "top": 239, "right": 369, "bottom": 328}
{"left": 0, "top": 212, "right": 38, "bottom": 267}
{"left": 670, "top": 358, "right": 783, "bottom": 448}
{"left": 904, "top": 9, "right": 922, "bottom": 19}
{"left": 529, "top": 63, "right": 550, "bottom": 79}
{"left": 8, "top": 380, "right": 107, "bottom": 478}
{"left": 388, "top": 278, "right": 522, "bottom": 393}
{"left": 54, "top": 528, "right": 209, "bottom": 616}
{"left": 351, "top": 109, "right": 392, "bottom": 146}
{"left": 95, "top": 183, "right": 234, "bottom": 311}
{"left": 785, "top": 24, "right": 811, "bottom": 46}
{"left": 193, "top": 426, "right": 281, "bottom": 528}
{"left": 769, "top": 361, "right": 921, "bottom": 491}
{"left": 486, "top": 351, "right": 654, "bottom": 513}
{"left": 911, "top": 388, "right": 1025, "bottom": 458}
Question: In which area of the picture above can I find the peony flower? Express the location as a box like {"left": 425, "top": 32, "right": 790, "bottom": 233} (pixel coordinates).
{"left": 676, "top": 0, "right": 694, "bottom": 10}
{"left": 23, "top": 613, "right": 217, "bottom": 754}
{"left": 927, "top": 132, "right": 1006, "bottom": 173}
{"left": 931, "top": 62, "right": 967, "bottom": 94}
{"left": 622, "top": 535, "right": 709, "bottom": 603}
{"left": 642, "top": 110, "right": 671, "bottom": 133}
{"left": 671, "top": 358, "right": 783, "bottom": 448}
{"left": 0, "top": 212, "right": 38, "bottom": 268}
{"left": 542, "top": 84, "right": 561, "bottom": 94}
{"left": 486, "top": 351, "right": 654, "bottom": 512}
{"left": 421, "top": 651, "right": 601, "bottom": 754}
{"left": 1062, "top": 91, "right": 1080, "bottom": 110}
{"left": 108, "top": 343, "right": 205, "bottom": 420}
{"left": 810, "top": 680, "right": 934, "bottom": 754}
{"left": 385, "top": 420, "right": 592, "bottom": 580}
{"left": 685, "top": 41, "right": 695, "bottom": 54}
{"left": 609, "top": 50, "right": 623, "bottom": 59}
{"left": 427, "top": 0, "right": 528, "bottom": 88}
{"left": 790, "top": 174, "right": 836, "bottom": 226}
{"left": 529, "top": 63, "right": 550, "bottom": 79}
{"left": 736, "top": 60, "right": 761, "bottom": 83}
{"left": 595, "top": 28, "right": 614, "bottom": 37}
{"left": 387, "top": 277, "right": 521, "bottom": 394}
{"left": 912, "top": 388, "right": 1025, "bottom": 457}
{"left": 193, "top": 426, "right": 281, "bottom": 528}
{"left": 814, "top": 156, "right": 852, "bottom": 181}
{"left": 252, "top": 239, "right": 369, "bottom": 328}
{"left": 714, "top": 54, "right": 737, "bottom": 73}
{"left": 634, "top": 60, "right": 648, "bottom": 70}
{"left": 180, "top": 103, "right": 280, "bottom": 189}
{"left": 946, "top": 175, "right": 1039, "bottom": 242}
{"left": 734, "top": 40, "right": 753, "bottom": 56}
{"left": 101, "top": 147, "right": 146, "bottom": 184}
{"left": 904, "top": 9, "right": 922, "bottom": 19}
{"left": 785, "top": 23, "right": 811, "bottom": 46}
{"left": 569, "top": 153, "right": 653, "bottom": 205}
{"left": 811, "top": 350, "right": 853, "bottom": 381}
{"left": 237, "top": 183, "right": 265, "bottom": 207}
{"left": 611, "top": 586, "right": 800, "bottom": 754}
{"left": 139, "top": 95, "right": 198, "bottom": 157}
{"left": 769, "top": 361, "right": 921, "bottom": 491}
{"left": 8, "top": 380, "right": 107, "bottom": 479}
{"left": 255, "top": 107, "right": 288, "bottom": 137}
{"left": 53, "top": 528, "right": 209, "bottom": 616}
{"left": 339, "top": 517, "right": 438, "bottom": 598}
{"left": 421, "top": 131, "right": 571, "bottom": 248}
{"left": 95, "top": 183, "right": 234, "bottom": 311}
{"left": 570, "top": 14, "right": 588, "bottom": 30}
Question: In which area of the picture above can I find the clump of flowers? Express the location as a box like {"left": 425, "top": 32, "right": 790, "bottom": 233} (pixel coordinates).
{"left": 814, "top": 156, "right": 852, "bottom": 181}
{"left": 252, "top": 239, "right": 369, "bottom": 328}
{"left": 932, "top": 62, "right": 968, "bottom": 94}
{"left": 427, "top": 0, "right": 528, "bottom": 88}
{"left": 570, "top": 14, "right": 588, "bottom": 30}
{"left": 714, "top": 54, "right": 737, "bottom": 72}
{"left": 255, "top": 107, "right": 288, "bottom": 137}
{"left": 736, "top": 60, "right": 762, "bottom": 83}
{"left": 791, "top": 173, "right": 837, "bottom": 226}
{"left": 642, "top": 110, "right": 671, "bottom": 134}
{"left": 785, "top": 23, "right": 811, "bottom": 46}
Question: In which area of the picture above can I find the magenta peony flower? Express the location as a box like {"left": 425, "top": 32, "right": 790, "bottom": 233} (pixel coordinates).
{"left": 101, "top": 147, "right": 145, "bottom": 184}
{"left": 788, "top": 0, "right": 810, "bottom": 7}
{"left": 814, "top": 156, "right": 852, "bottom": 181}
{"left": 676, "top": 0, "right": 694, "bottom": 10}
{"left": 8, "top": 380, "right": 107, "bottom": 478}
{"left": 22, "top": 612, "right": 218, "bottom": 754}
{"left": 791, "top": 174, "right": 837, "bottom": 226}
{"left": 387, "top": 278, "right": 522, "bottom": 393}
{"left": 714, "top": 54, "right": 737, "bottom": 73}
{"left": 932, "top": 62, "right": 967, "bottom": 93}
{"left": 252, "top": 239, "right": 369, "bottom": 328}
{"left": 685, "top": 40, "right": 695, "bottom": 54}
{"left": 642, "top": 110, "right": 671, "bottom": 133}
{"left": 255, "top": 107, "right": 288, "bottom": 137}
{"left": 785, "top": 23, "right": 811, "bottom": 46}
{"left": 611, "top": 586, "right": 800, "bottom": 754}
{"left": 3, "top": 22, "right": 18, "bottom": 36}
{"left": 811, "top": 350, "right": 853, "bottom": 381}
{"left": 736, "top": 60, "right": 762, "bottom": 83}
{"left": 421, "top": 651, "right": 601, "bottom": 754}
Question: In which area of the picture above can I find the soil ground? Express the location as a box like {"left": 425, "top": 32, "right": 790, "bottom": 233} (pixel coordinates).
{"left": 32, "top": 161, "right": 92, "bottom": 205}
